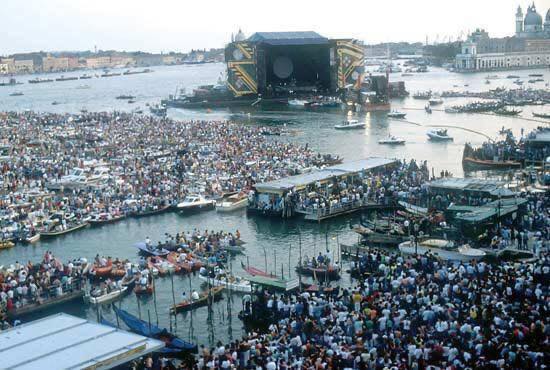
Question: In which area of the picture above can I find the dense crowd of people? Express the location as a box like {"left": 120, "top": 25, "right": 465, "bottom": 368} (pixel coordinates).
{"left": 196, "top": 249, "right": 548, "bottom": 369}
{"left": 0, "top": 111, "right": 333, "bottom": 241}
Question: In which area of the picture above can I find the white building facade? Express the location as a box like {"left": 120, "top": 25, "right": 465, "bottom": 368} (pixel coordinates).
{"left": 456, "top": 3, "right": 550, "bottom": 71}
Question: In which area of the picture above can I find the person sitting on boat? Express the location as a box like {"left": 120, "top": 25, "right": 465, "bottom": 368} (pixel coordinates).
{"left": 145, "top": 236, "right": 151, "bottom": 248}
{"left": 191, "top": 290, "right": 200, "bottom": 301}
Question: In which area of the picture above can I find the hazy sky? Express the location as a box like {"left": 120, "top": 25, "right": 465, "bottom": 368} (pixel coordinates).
{"left": 3, "top": 0, "right": 550, "bottom": 55}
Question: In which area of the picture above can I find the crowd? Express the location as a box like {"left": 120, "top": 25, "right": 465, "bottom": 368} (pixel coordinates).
{"left": 0, "top": 111, "right": 332, "bottom": 242}
{"left": 0, "top": 251, "right": 85, "bottom": 320}
{"left": 197, "top": 249, "right": 548, "bottom": 369}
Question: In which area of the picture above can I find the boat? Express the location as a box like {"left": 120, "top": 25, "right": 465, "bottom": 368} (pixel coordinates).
{"left": 532, "top": 112, "right": 550, "bottom": 119}
{"left": 494, "top": 108, "right": 521, "bottom": 116}
{"left": 176, "top": 194, "right": 215, "bottom": 213}
{"left": 28, "top": 78, "right": 54, "bottom": 84}
{"left": 352, "top": 226, "right": 408, "bottom": 246}
{"left": 51, "top": 101, "right": 62, "bottom": 105}
{"left": 55, "top": 75, "right": 78, "bottom": 82}
{"left": 444, "top": 107, "right": 460, "bottom": 113}
{"left": 113, "top": 306, "right": 197, "bottom": 353}
{"left": 170, "top": 286, "right": 224, "bottom": 313}
{"left": 288, "top": 99, "right": 308, "bottom": 106}
{"left": 301, "top": 283, "right": 339, "bottom": 296}
{"left": 116, "top": 94, "right": 136, "bottom": 100}
{"left": 79, "top": 74, "right": 93, "bottom": 79}
{"left": 132, "top": 204, "right": 171, "bottom": 218}
{"left": 128, "top": 99, "right": 136, "bottom": 104}
{"left": 387, "top": 110, "right": 406, "bottom": 119}
{"left": 135, "top": 242, "right": 170, "bottom": 257}
{"left": 25, "top": 233, "right": 40, "bottom": 244}
{"left": 150, "top": 104, "right": 167, "bottom": 116}
{"left": 86, "top": 286, "right": 128, "bottom": 305}
{"left": 215, "top": 192, "right": 248, "bottom": 212}
{"left": 334, "top": 119, "right": 365, "bottom": 130}
{"left": 223, "top": 244, "right": 246, "bottom": 255}
{"left": 401, "top": 73, "right": 413, "bottom": 77}
{"left": 295, "top": 264, "right": 340, "bottom": 280}
{"left": 134, "top": 283, "right": 154, "bottom": 295}
{"left": 427, "top": 128, "right": 453, "bottom": 141}
{"left": 428, "top": 95, "right": 443, "bottom": 105}
{"left": 92, "top": 264, "right": 113, "bottom": 278}
{"left": 506, "top": 75, "right": 520, "bottom": 79}
{"left": 88, "top": 212, "right": 126, "bottom": 226}
{"left": 462, "top": 156, "right": 521, "bottom": 170}
{"left": 0, "top": 240, "right": 15, "bottom": 250}
{"left": 198, "top": 274, "right": 251, "bottom": 292}
{"left": 485, "top": 74, "right": 499, "bottom": 80}
{"left": 528, "top": 73, "right": 543, "bottom": 77}
{"left": 240, "top": 262, "right": 277, "bottom": 278}
{"left": 378, "top": 135, "right": 405, "bottom": 145}
{"left": 398, "top": 239, "right": 486, "bottom": 262}
{"left": 513, "top": 79, "right": 524, "bottom": 85}
{"left": 9, "top": 92, "right": 23, "bottom": 96}
{"left": 40, "top": 221, "right": 89, "bottom": 238}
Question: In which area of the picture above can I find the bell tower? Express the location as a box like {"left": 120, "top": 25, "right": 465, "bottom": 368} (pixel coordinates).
{"left": 516, "top": 5, "right": 524, "bottom": 35}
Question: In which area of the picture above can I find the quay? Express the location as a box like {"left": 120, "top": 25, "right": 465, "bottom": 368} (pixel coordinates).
{"left": 248, "top": 157, "right": 398, "bottom": 220}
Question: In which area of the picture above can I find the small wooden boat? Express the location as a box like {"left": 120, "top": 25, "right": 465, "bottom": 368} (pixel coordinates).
{"left": 132, "top": 204, "right": 171, "bottom": 218}
{"left": 89, "top": 213, "right": 126, "bottom": 226}
{"left": 134, "top": 284, "right": 154, "bottom": 295}
{"left": 462, "top": 156, "right": 521, "bottom": 170}
{"left": 295, "top": 264, "right": 340, "bottom": 280}
{"left": 0, "top": 240, "right": 15, "bottom": 250}
{"left": 170, "top": 286, "right": 224, "bottom": 313}
{"left": 40, "top": 221, "right": 89, "bottom": 238}
{"left": 86, "top": 286, "right": 128, "bottom": 305}
{"left": 7, "top": 288, "right": 85, "bottom": 319}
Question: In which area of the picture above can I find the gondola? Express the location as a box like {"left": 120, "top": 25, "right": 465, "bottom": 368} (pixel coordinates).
{"left": 40, "top": 222, "right": 89, "bottom": 238}
{"left": 135, "top": 242, "right": 170, "bottom": 257}
{"left": 132, "top": 204, "right": 172, "bottom": 218}
{"left": 113, "top": 307, "right": 197, "bottom": 353}
{"left": 170, "top": 286, "right": 224, "bottom": 313}
{"left": 295, "top": 264, "right": 340, "bottom": 280}
{"left": 462, "top": 156, "right": 522, "bottom": 170}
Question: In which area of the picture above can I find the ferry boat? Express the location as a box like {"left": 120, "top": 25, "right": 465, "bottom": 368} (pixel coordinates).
{"left": 387, "top": 110, "right": 406, "bottom": 118}
{"left": 334, "top": 119, "right": 365, "bottom": 130}
{"left": 427, "top": 128, "right": 453, "bottom": 141}
{"left": 532, "top": 112, "right": 550, "bottom": 119}
{"left": 378, "top": 135, "right": 405, "bottom": 145}
{"left": 398, "top": 239, "right": 486, "bottom": 262}
{"left": 216, "top": 192, "right": 248, "bottom": 212}
{"left": 176, "top": 194, "right": 215, "bottom": 213}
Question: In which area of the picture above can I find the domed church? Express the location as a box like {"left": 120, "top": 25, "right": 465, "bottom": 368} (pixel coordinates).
{"left": 516, "top": 3, "right": 550, "bottom": 38}
{"left": 455, "top": 2, "right": 550, "bottom": 71}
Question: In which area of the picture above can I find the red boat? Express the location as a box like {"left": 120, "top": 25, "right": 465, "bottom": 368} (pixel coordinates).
{"left": 134, "top": 284, "right": 154, "bottom": 295}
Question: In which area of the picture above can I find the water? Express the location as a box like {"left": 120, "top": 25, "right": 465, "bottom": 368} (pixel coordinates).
{"left": 0, "top": 63, "right": 548, "bottom": 347}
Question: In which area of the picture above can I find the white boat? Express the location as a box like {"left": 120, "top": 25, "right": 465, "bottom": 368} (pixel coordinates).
{"left": 398, "top": 239, "right": 486, "bottom": 262}
{"left": 288, "top": 99, "right": 308, "bottom": 106}
{"left": 176, "top": 194, "right": 215, "bottom": 213}
{"left": 444, "top": 107, "right": 460, "bottom": 113}
{"left": 485, "top": 74, "right": 499, "bottom": 80}
{"left": 334, "top": 119, "right": 365, "bottom": 130}
{"left": 25, "top": 233, "right": 40, "bottom": 244}
{"left": 378, "top": 135, "right": 405, "bottom": 145}
{"left": 427, "top": 129, "right": 453, "bottom": 141}
{"left": 428, "top": 95, "right": 443, "bottom": 105}
{"left": 86, "top": 286, "right": 127, "bottom": 305}
{"left": 198, "top": 274, "right": 252, "bottom": 293}
{"left": 216, "top": 193, "right": 248, "bottom": 212}
{"left": 387, "top": 110, "right": 406, "bottom": 119}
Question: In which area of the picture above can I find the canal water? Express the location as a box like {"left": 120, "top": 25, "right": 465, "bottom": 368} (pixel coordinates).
{"left": 0, "top": 63, "right": 548, "bottom": 346}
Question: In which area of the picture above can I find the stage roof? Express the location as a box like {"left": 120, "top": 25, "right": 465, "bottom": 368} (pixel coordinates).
{"left": 247, "top": 31, "right": 329, "bottom": 45}
{"left": 0, "top": 313, "right": 164, "bottom": 370}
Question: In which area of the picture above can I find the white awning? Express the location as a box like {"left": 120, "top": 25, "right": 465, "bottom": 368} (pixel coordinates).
{"left": 0, "top": 313, "right": 164, "bottom": 370}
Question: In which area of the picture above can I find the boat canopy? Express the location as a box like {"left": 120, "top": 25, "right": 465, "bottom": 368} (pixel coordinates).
{"left": 254, "top": 157, "right": 397, "bottom": 194}
{"left": 429, "top": 178, "right": 508, "bottom": 195}
{"left": 0, "top": 313, "right": 164, "bottom": 370}
{"left": 447, "top": 198, "right": 528, "bottom": 223}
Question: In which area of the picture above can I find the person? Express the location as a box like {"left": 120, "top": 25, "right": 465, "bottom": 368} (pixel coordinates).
{"left": 191, "top": 290, "right": 200, "bottom": 301}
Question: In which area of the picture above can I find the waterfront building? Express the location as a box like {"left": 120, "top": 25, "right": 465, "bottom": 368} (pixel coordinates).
{"left": 86, "top": 56, "right": 112, "bottom": 69}
{"left": 42, "top": 55, "right": 74, "bottom": 72}
{"left": 0, "top": 58, "right": 15, "bottom": 73}
{"left": 455, "top": 3, "right": 550, "bottom": 71}
{"left": 14, "top": 59, "right": 34, "bottom": 74}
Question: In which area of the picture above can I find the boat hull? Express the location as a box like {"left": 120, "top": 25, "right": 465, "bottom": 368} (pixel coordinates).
{"left": 215, "top": 198, "right": 248, "bottom": 212}
{"left": 87, "top": 287, "right": 127, "bottom": 305}
{"left": 40, "top": 222, "right": 89, "bottom": 238}
{"left": 462, "top": 157, "right": 521, "bottom": 170}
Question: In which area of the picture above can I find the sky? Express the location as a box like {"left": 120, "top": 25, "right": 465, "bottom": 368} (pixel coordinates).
{"left": 3, "top": 0, "right": 550, "bottom": 55}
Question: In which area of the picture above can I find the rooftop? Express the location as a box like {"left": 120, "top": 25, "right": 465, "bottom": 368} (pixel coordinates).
{"left": 525, "top": 130, "right": 550, "bottom": 144}
{"left": 0, "top": 313, "right": 164, "bottom": 370}
{"left": 247, "top": 31, "right": 329, "bottom": 46}
{"left": 429, "top": 178, "right": 507, "bottom": 193}
{"left": 254, "top": 157, "right": 397, "bottom": 193}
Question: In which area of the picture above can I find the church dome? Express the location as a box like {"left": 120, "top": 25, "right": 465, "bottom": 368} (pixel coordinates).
{"left": 524, "top": 5, "right": 542, "bottom": 26}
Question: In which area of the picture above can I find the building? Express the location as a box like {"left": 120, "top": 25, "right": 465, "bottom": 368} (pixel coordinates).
{"left": 42, "top": 56, "right": 72, "bottom": 72}
{"left": 14, "top": 59, "right": 34, "bottom": 73}
{"left": 455, "top": 3, "right": 550, "bottom": 71}
{"left": 86, "top": 56, "right": 112, "bottom": 69}
{"left": 224, "top": 30, "right": 364, "bottom": 97}
{"left": 0, "top": 58, "right": 15, "bottom": 73}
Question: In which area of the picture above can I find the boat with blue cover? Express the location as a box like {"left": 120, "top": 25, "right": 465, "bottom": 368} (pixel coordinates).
{"left": 135, "top": 241, "right": 170, "bottom": 257}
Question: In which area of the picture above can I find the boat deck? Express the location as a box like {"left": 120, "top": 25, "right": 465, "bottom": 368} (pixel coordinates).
{"left": 298, "top": 200, "right": 398, "bottom": 222}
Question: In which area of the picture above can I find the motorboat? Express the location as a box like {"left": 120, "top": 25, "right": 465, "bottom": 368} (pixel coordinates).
{"left": 334, "top": 119, "right": 365, "bottom": 130}
{"left": 378, "top": 135, "right": 405, "bottom": 145}
{"left": 215, "top": 192, "right": 248, "bottom": 212}
{"left": 288, "top": 99, "right": 308, "bottom": 106}
{"left": 46, "top": 167, "right": 88, "bottom": 190}
{"left": 199, "top": 273, "right": 251, "bottom": 292}
{"left": 135, "top": 242, "right": 170, "bottom": 257}
{"left": 398, "top": 239, "right": 486, "bottom": 262}
{"left": 428, "top": 95, "right": 443, "bottom": 105}
{"left": 176, "top": 194, "right": 215, "bottom": 213}
{"left": 387, "top": 110, "right": 406, "bottom": 119}
{"left": 86, "top": 286, "right": 128, "bottom": 305}
{"left": 427, "top": 128, "right": 453, "bottom": 141}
